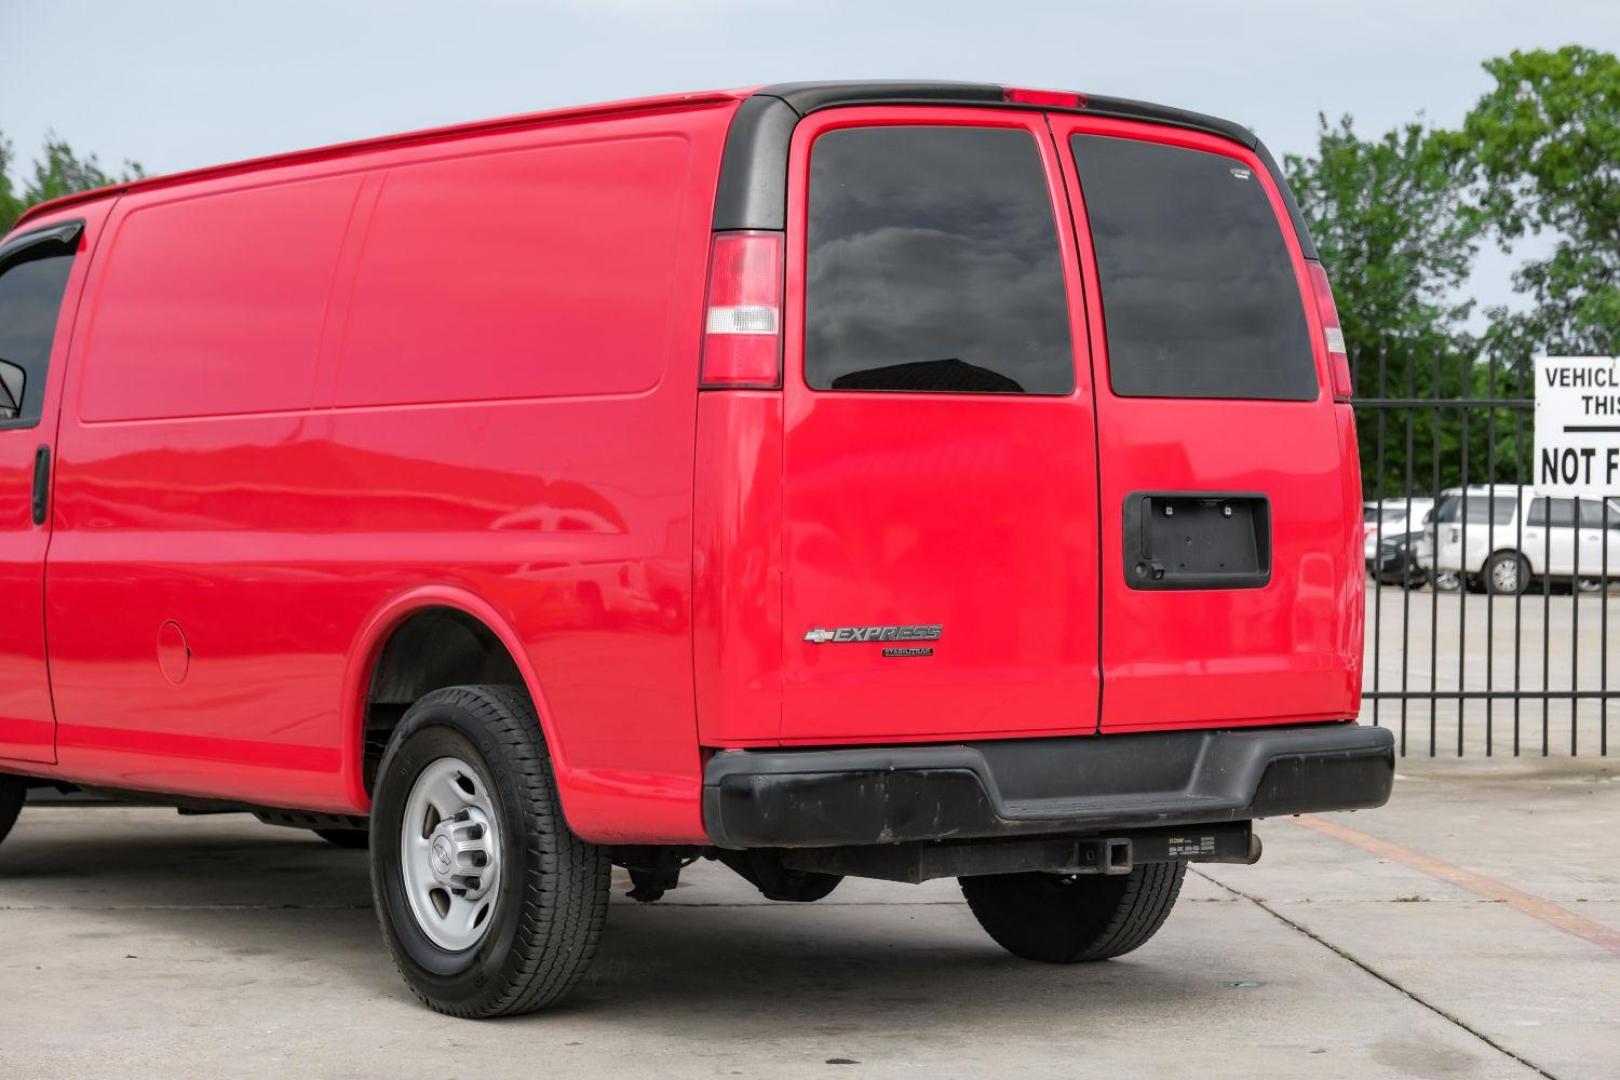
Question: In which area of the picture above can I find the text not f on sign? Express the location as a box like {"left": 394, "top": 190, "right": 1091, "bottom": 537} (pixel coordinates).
{"left": 1534, "top": 356, "right": 1620, "bottom": 497}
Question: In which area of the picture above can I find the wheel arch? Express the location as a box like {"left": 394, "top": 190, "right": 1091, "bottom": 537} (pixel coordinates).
{"left": 340, "top": 585, "right": 577, "bottom": 819}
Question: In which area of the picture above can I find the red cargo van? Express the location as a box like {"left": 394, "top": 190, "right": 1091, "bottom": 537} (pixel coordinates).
{"left": 0, "top": 82, "right": 1389, "bottom": 1017}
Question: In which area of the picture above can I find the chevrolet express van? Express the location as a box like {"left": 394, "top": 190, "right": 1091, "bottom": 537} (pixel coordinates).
{"left": 0, "top": 82, "right": 1391, "bottom": 1018}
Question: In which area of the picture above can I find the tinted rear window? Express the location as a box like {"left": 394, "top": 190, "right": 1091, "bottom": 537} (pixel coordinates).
{"left": 806, "top": 126, "right": 1073, "bottom": 395}
{"left": 1071, "top": 134, "right": 1316, "bottom": 401}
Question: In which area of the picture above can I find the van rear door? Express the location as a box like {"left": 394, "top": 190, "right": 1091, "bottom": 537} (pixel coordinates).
{"left": 778, "top": 107, "right": 1102, "bottom": 744}
{"left": 1049, "top": 114, "right": 1362, "bottom": 732}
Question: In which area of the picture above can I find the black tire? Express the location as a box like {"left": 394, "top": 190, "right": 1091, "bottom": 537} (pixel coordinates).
{"left": 314, "top": 828, "right": 369, "bottom": 849}
{"left": 370, "top": 685, "right": 610, "bottom": 1018}
{"left": 1485, "top": 551, "right": 1530, "bottom": 596}
{"left": 0, "top": 774, "right": 24, "bottom": 849}
{"left": 960, "top": 862, "right": 1186, "bottom": 963}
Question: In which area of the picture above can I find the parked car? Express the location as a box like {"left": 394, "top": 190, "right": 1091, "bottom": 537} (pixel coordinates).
{"left": 0, "top": 81, "right": 1391, "bottom": 1018}
{"left": 1373, "top": 528, "right": 1432, "bottom": 588}
{"left": 1364, "top": 498, "right": 1434, "bottom": 565}
{"left": 1427, "top": 485, "right": 1620, "bottom": 594}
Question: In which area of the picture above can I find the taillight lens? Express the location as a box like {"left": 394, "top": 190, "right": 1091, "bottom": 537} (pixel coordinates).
{"left": 1306, "top": 260, "right": 1353, "bottom": 402}
{"left": 701, "top": 230, "right": 783, "bottom": 389}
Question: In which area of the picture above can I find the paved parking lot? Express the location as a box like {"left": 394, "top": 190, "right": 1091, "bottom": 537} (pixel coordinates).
{"left": 1, "top": 757, "right": 1615, "bottom": 1079}
{"left": 1362, "top": 583, "right": 1620, "bottom": 757}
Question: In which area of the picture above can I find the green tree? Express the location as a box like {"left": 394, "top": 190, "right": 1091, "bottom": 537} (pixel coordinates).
{"left": 1286, "top": 115, "right": 1486, "bottom": 495}
{"left": 0, "top": 136, "right": 23, "bottom": 234}
{"left": 1464, "top": 46, "right": 1620, "bottom": 358}
{"left": 0, "top": 129, "right": 143, "bottom": 234}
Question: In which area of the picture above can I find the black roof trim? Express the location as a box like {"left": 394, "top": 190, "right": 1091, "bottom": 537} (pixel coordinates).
{"left": 710, "top": 81, "right": 1315, "bottom": 258}
{"left": 1080, "top": 93, "right": 1257, "bottom": 148}
{"left": 712, "top": 95, "right": 798, "bottom": 231}
{"left": 761, "top": 80, "right": 1005, "bottom": 114}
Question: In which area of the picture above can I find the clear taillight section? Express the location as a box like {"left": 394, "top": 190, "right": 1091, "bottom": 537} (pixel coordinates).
{"left": 701, "top": 230, "right": 783, "bottom": 389}
{"left": 1306, "top": 260, "right": 1353, "bottom": 402}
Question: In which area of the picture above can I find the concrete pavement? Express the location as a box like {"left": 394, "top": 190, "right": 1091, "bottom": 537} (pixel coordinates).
{"left": 1, "top": 763, "right": 1616, "bottom": 1079}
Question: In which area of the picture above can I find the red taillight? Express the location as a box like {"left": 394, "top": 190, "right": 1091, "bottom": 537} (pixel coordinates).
{"left": 1002, "top": 86, "right": 1086, "bottom": 109}
{"left": 1307, "top": 260, "right": 1353, "bottom": 402}
{"left": 701, "top": 230, "right": 783, "bottom": 389}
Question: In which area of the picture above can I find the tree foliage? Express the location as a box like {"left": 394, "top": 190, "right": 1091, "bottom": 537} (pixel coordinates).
{"left": 1286, "top": 116, "right": 1485, "bottom": 494}
{"left": 1465, "top": 45, "right": 1620, "bottom": 359}
{"left": 0, "top": 130, "right": 143, "bottom": 235}
{"left": 1288, "top": 46, "right": 1620, "bottom": 499}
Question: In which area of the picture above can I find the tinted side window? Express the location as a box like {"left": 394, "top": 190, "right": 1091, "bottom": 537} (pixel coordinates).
{"left": 1072, "top": 135, "right": 1316, "bottom": 401}
{"left": 806, "top": 126, "right": 1073, "bottom": 395}
{"left": 1436, "top": 495, "right": 1517, "bottom": 525}
{"left": 1528, "top": 498, "right": 1577, "bottom": 527}
{"left": 1578, "top": 499, "right": 1617, "bottom": 527}
{"left": 0, "top": 249, "right": 76, "bottom": 425}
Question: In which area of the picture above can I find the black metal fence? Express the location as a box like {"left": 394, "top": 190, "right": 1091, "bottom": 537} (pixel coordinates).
{"left": 1356, "top": 352, "right": 1614, "bottom": 757}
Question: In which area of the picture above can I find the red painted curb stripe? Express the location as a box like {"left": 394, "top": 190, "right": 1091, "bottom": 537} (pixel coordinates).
{"left": 1291, "top": 814, "right": 1620, "bottom": 956}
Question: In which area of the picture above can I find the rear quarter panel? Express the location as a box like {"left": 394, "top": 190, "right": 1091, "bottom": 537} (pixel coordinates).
{"left": 44, "top": 101, "right": 734, "bottom": 841}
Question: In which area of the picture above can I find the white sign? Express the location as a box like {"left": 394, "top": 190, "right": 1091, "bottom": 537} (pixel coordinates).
{"left": 1534, "top": 356, "right": 1620, "bottom": 496}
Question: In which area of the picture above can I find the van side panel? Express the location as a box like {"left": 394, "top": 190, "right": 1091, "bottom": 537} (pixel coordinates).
{"left": 331, "top": 135, "right": 691, "bottom": 406}
{"left": 47, "top": 170, "right": 361, "bottom": 809}
{"left": 693, "top": 391, "right": 784, "bottom": 745}
{"left": 76, "top": 177, "right": 361, "bottom": 422}
{"left": 1336, "top": 408, "right": 1366, "bottom": 715}
{"left": 45, "top": 102, "right": 733, "bottom": 840}
{"left": 323, "top": 109, "right": 727, "bottom": 841}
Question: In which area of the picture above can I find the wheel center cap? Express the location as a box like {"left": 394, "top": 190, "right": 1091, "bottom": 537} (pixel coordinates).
{"left": 431, "top": 835, "right": 454, "bottom": 875}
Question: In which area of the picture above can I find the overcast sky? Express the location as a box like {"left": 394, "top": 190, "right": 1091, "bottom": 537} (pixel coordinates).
{"left": 3, "top": 0, "right": 1617, "bottom": 316}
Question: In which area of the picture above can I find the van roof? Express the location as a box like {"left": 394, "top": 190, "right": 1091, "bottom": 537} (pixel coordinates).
{"left": 13, "top": 82, "right": 1310, "bottom": 256}
{"left": 13, "top": 87, "right": 754, "bottom": 227}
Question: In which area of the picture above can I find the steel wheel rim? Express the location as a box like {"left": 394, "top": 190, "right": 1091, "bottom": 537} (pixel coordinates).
{"left": 400, "top": 756, "right": 503, "bottom": 952}
{"left": 1492, "top": 559, "right": 1518, "bottom": 593}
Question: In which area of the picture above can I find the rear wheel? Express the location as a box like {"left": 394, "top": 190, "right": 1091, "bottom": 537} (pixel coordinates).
{"left": 960, "top": 862, "right": 1186, "bottom": 963}
{"left": 1485, "top": 551, "right": 1530, "bottom": 596}
{"left": 0, "top": 774, "right": 24, "bottom": 849}
{"left": 370, "top": 685, "right": 610, "bottom": 1017}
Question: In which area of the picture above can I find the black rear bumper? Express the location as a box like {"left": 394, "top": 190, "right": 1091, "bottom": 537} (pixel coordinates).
{"left": 703, "top": 722, "right": 1394, "bottom": 849}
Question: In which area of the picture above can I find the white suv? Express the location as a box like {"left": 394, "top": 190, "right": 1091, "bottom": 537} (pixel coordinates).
{"left": 1428, "top": 485, "right": 1620, "bottom": 595}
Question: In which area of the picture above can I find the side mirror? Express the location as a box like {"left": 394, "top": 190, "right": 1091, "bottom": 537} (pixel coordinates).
{"left": 0, "top": 358, "right": 24, "bottom": 421}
